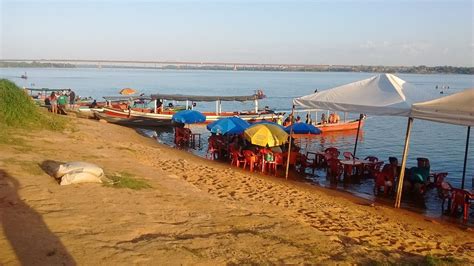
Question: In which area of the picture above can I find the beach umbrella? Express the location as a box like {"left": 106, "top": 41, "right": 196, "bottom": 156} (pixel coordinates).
{"left": 206, "top": 117, "right": 250, "bottom": 135}
{"left": 244, "top": 123, "right": 289, "bottom": 147}
{"left": 172, "top": 110, "right": 206, "bottom": 124}
{"left": 284, "top": 122, "right": 321, "bottom": 135}
{"left": 119, "top": 88, "right": 137, "bottom": 95}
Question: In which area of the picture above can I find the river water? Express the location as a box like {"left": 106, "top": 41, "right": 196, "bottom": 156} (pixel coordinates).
{"left": 2, "top": 67, "right": 473, "bottom": 218}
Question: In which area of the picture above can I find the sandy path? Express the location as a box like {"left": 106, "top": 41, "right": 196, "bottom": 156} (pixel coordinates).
{"left": 0, "top": 118, "right": 473, "bottom": 264}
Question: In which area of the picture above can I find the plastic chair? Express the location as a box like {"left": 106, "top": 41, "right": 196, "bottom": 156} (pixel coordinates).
{"left": 300, "top": 152, "right": 317, "bottom": 174}
{"left": 450, "top": 188, "right": 472, "bottom": 220}
{"left": 434, "top": 172, "right": 449, "bottom": 188}
{"left": 242, "top": 150, "right": 259, "bottom": 172}
{"left": 206, "top": 138, "right": 220, "bottom": 160}
{"left": 437, "top": 180, "right": 452, "bottom": 213}
{"left": 364, "top": 161, "right": 384, "bottom": 179}
{"left": 374, "top": 164, "right": 396, "bottom": 196}
{"left": 282, "top": 151, "right": 298, "bottom": 169}
{"left": 325, "top": 147, "right": 340, "bottom": 159}
{"left": 230, "top": 151, "right": 245, "bottom": 168}
{"left": 174, "top": 127, "right": 191, "bottom": 147}
{"left": 326, "top": 158, "right": 343, "bottom": 183}
{"left": 271, "top": 153, "right": 284, "bottom": 176}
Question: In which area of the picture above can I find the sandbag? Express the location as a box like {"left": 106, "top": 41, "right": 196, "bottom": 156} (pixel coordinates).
{"left": 60, "top": 172, "right": 103, "bottom": 186}
{"left": 55, "top": 162, "right": 104, "bottom": 178}
{"left": 54, "top": 161, "right": 105, "bottom": 186}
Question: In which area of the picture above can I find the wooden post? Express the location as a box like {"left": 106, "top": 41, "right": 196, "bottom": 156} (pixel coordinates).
{"left": 352, "top": 114, "right": 363, "bottom": 158}
{"left": 254, "top": 99, "right": 259, "bottom": 113}
{"left": 461, "top": 126, "right": 470, "bottom": 189}
{"left": 395, "top": 117, "right": 414, "bottom": 208}
{"left": 215, "top": 100, "right": 219, "bottom": 115}
{"left": 285, "top": 105, "right": 296, "bottom": 179}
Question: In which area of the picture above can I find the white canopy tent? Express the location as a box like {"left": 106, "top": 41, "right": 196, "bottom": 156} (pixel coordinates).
{"left": 292, "top": 73, "right": 435, "bottom": 208}
{"left": 293, "top": 73, "right": 426, "bottom": 116}
{"left": 411, "top": 88, "right": 474, "bottom": 189}
{"left": 411, "top": 88, "right": 474, "bottom": 127}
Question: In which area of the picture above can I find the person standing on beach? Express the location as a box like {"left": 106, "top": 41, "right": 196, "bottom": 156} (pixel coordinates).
{"left": 68, "top": 89, "right": 76, "bottom": 109}
{"left": 49, "top": 92, "right": 58, "bottom": 114}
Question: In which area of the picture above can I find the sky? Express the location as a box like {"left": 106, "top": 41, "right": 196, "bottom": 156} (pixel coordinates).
{"left": 0, "top": 0, "right": 473, "bottom": 66}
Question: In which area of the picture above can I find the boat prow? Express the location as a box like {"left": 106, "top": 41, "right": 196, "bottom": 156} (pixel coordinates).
{"left": 316, "top": 119, "right": 364, "bottom": 132}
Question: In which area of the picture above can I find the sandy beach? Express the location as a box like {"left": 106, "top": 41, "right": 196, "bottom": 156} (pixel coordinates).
{"left": 1, "top": 116, "right": 473, "bottom": 265}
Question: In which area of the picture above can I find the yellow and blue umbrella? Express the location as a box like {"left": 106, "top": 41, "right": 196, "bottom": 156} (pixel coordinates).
{"left": 244, "top": 123, "right": 289, "bottom": 147}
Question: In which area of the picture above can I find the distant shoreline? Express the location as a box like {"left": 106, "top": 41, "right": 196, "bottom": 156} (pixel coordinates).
{"left": 1, "top": 61, "right": 472, "bottom": 75}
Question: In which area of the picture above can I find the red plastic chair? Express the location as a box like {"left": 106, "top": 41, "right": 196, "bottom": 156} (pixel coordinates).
{"left": 325, "top": 147, "right": 340, "bottom": 159}
{"left": 282, "top": 151, "right": 298, "bottom": 169}
{"left": 230, "top": 150, "right": 245, "bottom": 168}
{"left": 364, "top": 160, "right": 384, "bottom": 178}
{"left": 437, "top": 180, "right": 452, "bottom": 213}
{"left": 326, "top": 158, "right": 343, "bottom": 182}
{"left": 242, "top": 150, "right": 259, "bottom": 172}
{"left": 271, "top": 153, "right": 284, "bottom": 176}
{"left": 374, "top": 164, "right": 395, "bottom": 196}
{"left": 206, "top": 138, "right": 220, "bottom": 160}
{"left": 450, "top": 188, "right": 472, "bottom": 220}
{"left": 300, "top": 152, "right": 317, "bottom": 174}
{"left": 174, "top": 127, "right": 191, "bottom": 147}
{"left": 434, "top": 172, "right": 449, "bottom": 188}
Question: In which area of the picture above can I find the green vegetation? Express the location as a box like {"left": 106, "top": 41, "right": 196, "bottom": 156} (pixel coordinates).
{"left": 423, "top": 255, "right": 460, "bottom": 265}
{"left": 0, "top": 79, "right": 68, "bottom": 131}
{"left": 104, "top": 172, "right": 151, "bottom": 190}
{"left": 0, "top": 61, "right": 76, "bottom": 68}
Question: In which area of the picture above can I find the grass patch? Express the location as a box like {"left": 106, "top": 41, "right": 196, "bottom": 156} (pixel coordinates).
{"left": 0, "top": 79, "right": 68, "bottom": 131}
{"left": 104, "top": 172, "right": 151, "bottom": 190}
{"left": 423, "top": 255, "right": 460, "bottom": 265}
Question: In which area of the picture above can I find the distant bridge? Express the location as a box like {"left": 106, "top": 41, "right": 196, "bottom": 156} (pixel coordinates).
{"left": 0, "top": 58, "right": 350, "bottom": 69}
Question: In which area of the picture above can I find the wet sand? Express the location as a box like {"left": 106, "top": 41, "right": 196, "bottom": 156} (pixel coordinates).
{"left": 0, "top": 117, "right": 473, "bottom": 264}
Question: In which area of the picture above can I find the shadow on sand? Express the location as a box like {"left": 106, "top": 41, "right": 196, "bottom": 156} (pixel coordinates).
{"left": 0, "top": 169, "right": 76, "bottom": 265}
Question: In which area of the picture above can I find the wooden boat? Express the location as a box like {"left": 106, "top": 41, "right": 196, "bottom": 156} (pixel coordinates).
{"left": 99, "top": 91, "right": 284, "bottom": 125}
{"left": 95, "top": 112, "right": 173, "bottom": 128}
{"left": 316, "top": 119, "right": 364, "bottom": 132}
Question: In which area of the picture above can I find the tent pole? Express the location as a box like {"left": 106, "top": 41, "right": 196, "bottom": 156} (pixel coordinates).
{"left": 461, "top": 126, "right": 470, "bottom": 189}
{"left": 352, "top": 114, "right": 363, "bottom": 158}
{"left": 395, "top": 117, "right": 414, "bottom": 208}
{"left": 285, "top": 105, "right": 295, "bottom": 179}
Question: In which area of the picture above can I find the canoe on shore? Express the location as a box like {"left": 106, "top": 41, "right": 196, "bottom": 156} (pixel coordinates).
{"left": 94, "top": 112, "right": 173, "bottom": 128}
